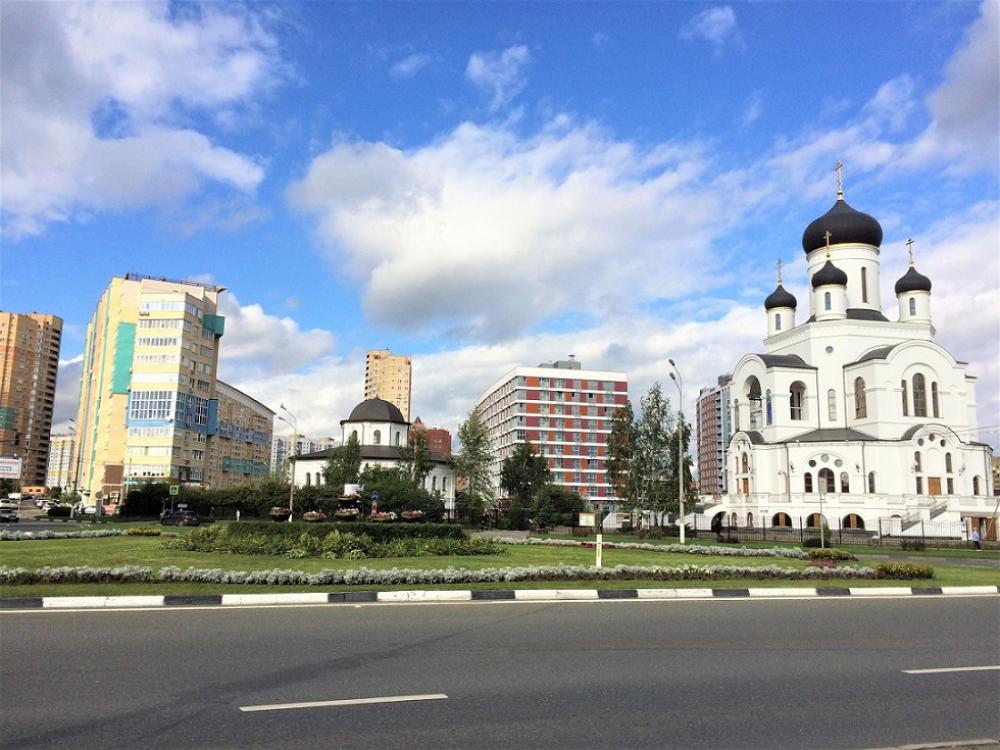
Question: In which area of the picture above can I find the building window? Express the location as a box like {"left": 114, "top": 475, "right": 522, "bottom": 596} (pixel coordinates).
{"left": 395, "top": 432, "right": 401, "bottom": 446}
{"left": 867, "top": 472, "right": 876, "bottom": 493}
{"left": 789, "top": 382, "right": 805, "bottom": 421}
{"left": 908, "top": 297, "right": 917, "bottom": 316}
{"left": 931, "top": 382, "right": 940, "bottom": 418}
{"left": 827, "top": 389, "right": 837, "bottom": 421}
{"left": 765, "top": 390, "right": 772, "bottom": 425}
{"left": 305, "top": 472, "right": 311, "bottom": 486}
{"left": 774, "top": 314, "right": 781, "bottom": 331}
{"left": 432, "top": 476, "right": 437, "bottom": 491}
{"left": 442, "top": 477, "right": 447, "bottom": 493}
{"left": 824, "top": 291, "right": 832, "bottom": 311}
{"left": 901, "top": 380, "right": 909, "bottom": 416}
{"left": 840, "top": 472, "right": 849, "bottom": 493}
{"left": 804, "top": 472, "right": 813, "bottom": 493}
{"left": 945, "top": 453, "right": 953, "bottom": 473}
{"left": 973, "top": 476, "right": 981, "bottom": 495}
{"left": 854, "top": 377, "right": 867, "bottom": 418}
{"left": 741, "top": 453, "right": 748, "bottom": 473}
{"left": 946, "top": 478, "right": 954, "bottom": 494}
{"left": 916, "top": 476, "right": 923, "bottom": 494}
{"left": 914, "top": 451, "right": 921, "bottom": 472}
{"left": 912, "top": 374, "right": 927, "bottom": 417}
{"left": 818, "top": 468, "right": 835, "bottom": 493}
{"left": 373, "top": 429, "right": 381, "bottom": 445}
{"left": 861, "top": 267, "right": 868, "bottom": 303}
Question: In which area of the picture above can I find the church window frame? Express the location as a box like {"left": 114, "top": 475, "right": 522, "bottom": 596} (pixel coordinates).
{"left": 854, "top": 377, "right": 867, "bottom": 418}
{"left": 916, "top": 476, "right": 923, "bottom": 494}
{"left": 741, "top": 452, "right": 749, "bottom": 473}
{"left": 914, "top": 451, "right": 922, "bottom": 472}
{"left": 372, "top": 429, "right": 382, "bottom": 445}
{"left": 774, "top": 314, "right": 781, "bottom": 331}
{"left": 901, "top": 380, "right": 909, "bottom": 416}
{"left": 803, "top": 472, "right": 813, "bottom": 493}
{"left": 908, "top": 297, "right": 917, "bottom": 316}
{"left": 973, "top": 476, "right": 981, "bottom": 495}
{"left": 867, "top": 471, "right": 876, "bottom": 494}
{"left": 305, "top": 472, "right": 312, "bottom": 487}
{"left": 861, "top": 267, "right": 869, "bottom": 303}
{"left": 827, "top": 389, "right": 837, "bottom": 421}
{"left": 945, "top": 453, "right": 953, "bottom": 473}
{"left": 818, "top": 467, "right": 835, "bottom": 493}
{"left": 931, "top": 382, "right": 940, "bottom": 418}
{"left": 840, "top": 472, "right": 849, "bottom": 493}
{"left": 912, "top": 374, "right": 928, "bottom": 417}
{"left": 946, "top": 477, "right": 954, "bottom": 494}
{"left": 789, "top": 382, "right": 806, "bottom": 421}
{"left": 765, "top": 390, "right": 773, "bottom": 425}
{"left": 824, "top": 291, "right": 832, "bottom": 311}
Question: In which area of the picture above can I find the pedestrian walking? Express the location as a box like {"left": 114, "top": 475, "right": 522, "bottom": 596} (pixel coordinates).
{"left": 971, "top": 528, "right": 981, "bottom": 551}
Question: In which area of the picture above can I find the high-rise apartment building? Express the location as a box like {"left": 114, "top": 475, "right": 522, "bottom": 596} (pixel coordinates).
{"left": 75, "top": 274, "right": 225, "bottom": 502}
{"left": 364, "top": 349, "right": 412, "bottom": 421}
{"left": 695, "top": 374, "right": 732, "bottom": 498}
{"left": 475, "top": 357, "right": 628, "bottom": 502}
{"left": 411, "top": 417, "right": 452, "bottom": 457}
{"left": 204, "top": 381, "right": 274, "bottom": 488}
{"left": 45, "top": 433, "right": 76, "bottom": 490}
{"left": 0, "top": 312, "right": 62, "bottom": 487}
{"left": 270, "top": 434, "right": 339, "bottom": 474}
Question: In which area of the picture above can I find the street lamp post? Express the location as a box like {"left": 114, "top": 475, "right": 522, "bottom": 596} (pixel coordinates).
{"left": 668, "top": 360, "right": 686, "bottom": 545}
{"left": 278, "top": 404, "right": 298, "bottom": 522}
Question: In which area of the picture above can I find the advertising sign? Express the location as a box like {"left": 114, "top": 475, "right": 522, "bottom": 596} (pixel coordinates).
{"left": 578, "top": 512, "right": 596, "bottom": 527}
{"left": 0, "top": 457, "right": 22, "bottom": 479}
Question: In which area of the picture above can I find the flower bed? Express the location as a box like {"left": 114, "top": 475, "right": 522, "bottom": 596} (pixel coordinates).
{"left": 498, "top": 537, "right": 810, "bottom": 559}
{"left": 0, "top": 562, "right": 897, "bottom": 587}
{"left": 0, "top": 529, "right": 125, "bottom": 541}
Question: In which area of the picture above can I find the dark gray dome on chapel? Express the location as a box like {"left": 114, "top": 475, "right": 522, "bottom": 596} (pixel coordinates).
{"left": 345, "top": 397, "right": 406, "bottom": 423}
{"left": 764, "top": 284, "right": 797, "bottom": 310}
{"left": 802, "top": 199, "right": 883, "bottom": 254}
{"left": 811, "top": 259, "right": 848, "bottom": 288}
{"left": 894, "top": 266, "right": 932, "bottom": 294}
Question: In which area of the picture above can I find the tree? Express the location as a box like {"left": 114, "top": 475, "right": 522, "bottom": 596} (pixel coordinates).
{"left": 533, "top": 484, "right": 585, "bottom": 529}
{"left": 397, "top": 429, "right": 432, "bottom": 486}
{"left": 323, "top": 432, "right": 362, "bottom": 490}
{"left": 455, "top": 407, "right": 494, "bottom": 523}
{"left": 664, "top": 415, "right": 694, "bottom": 511}
{"left": 359, "top": 464, "right": 444, "bottom": 520}
{"left": 605, "top": 399, "right": 637, "bottom": 502}
{"left": 631, "top": 383, "right": 675, "bottom": 525}
{"left": 500, "top": 443, "right": 549, "bottom": 529}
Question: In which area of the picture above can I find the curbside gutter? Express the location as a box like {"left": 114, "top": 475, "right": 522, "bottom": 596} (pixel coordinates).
{"left": 0, "top": 585, "right": 996, "bottom": 611}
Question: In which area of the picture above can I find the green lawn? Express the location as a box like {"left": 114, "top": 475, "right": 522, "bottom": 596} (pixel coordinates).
{"left": 1, "top": 535, "right": 996, "bottom": 598}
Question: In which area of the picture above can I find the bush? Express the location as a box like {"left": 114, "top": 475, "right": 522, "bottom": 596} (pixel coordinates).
{"left": 47, "top": 505, "right": 72, "bottom": 518}
{"left": 808, "top": 548, "right": 856, "bottom": 561}
{"left": 125, "top": 527, "right": 162, "bottom": 537}
{"left": 803, "top": 536, "right": 835, "bottom": 548}
{"left": 875, "top": 562, "right": 934, "bottom": 579}
{"left": 900, "top": 539, "right": 926, "bottom": 551}
{"left": 225, "top": 521, "right": 465, "bottom": 542}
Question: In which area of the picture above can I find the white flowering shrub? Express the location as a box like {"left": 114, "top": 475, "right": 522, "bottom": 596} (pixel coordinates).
{"left": 0, "top": 529, "right": 125, "bottom": 541}
{"left": 0, "top": 562, "right": 880, "bottom": 586}
{"left": 492, "top": 537, "right": 809, "bottom": 559}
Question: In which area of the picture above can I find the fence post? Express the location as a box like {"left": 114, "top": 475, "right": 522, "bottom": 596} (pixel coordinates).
{"left": 921, "top": 520, "right": 925, "bottom": 548}
{"left": 799, "top": 516, "right": 804, "bottom": 544}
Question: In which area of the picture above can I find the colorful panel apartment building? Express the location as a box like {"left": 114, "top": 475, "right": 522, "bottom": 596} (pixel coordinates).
{"left": 204, "top": 381, "right": 274, "bottom": 488}
{"left": 75, "top": 275, "right": 224, "bottom": 502}
{"left": 475, "top": 357, "right": 628, "bottom": 502}
{"left": 0, "top": 311, "right": 62, "bottom": 487}
{"left": 695, "top": 375, "right": 732, "bottom": 498}
{"left": 364, "top": 349, "right": 412, "bottom": 421}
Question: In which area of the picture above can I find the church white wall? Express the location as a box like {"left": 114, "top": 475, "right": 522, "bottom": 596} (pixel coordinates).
{"left": 897, "top": 290, "right": 931, "bottom": 323}
{"left": 341, "top": 420, "right": 408, "bottom": 448}
{"left": 813, "top": 284, "right": 848, "bottom": 322}
{"left": 806, "top": 245, "right": 881, "bottom": 314}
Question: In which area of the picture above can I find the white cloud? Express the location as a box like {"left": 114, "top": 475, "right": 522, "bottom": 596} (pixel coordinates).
{"left": 465, "top": 45, "right": 532, "bottom": 111}
{"left": 288, "top": 118, "right": 736, "bottom": 340}
{"left": 0, "top": 1, "right": 281, "bottom": 236}
{"left": 741, "top": 91, "right": 763, "bottom": 127}
{"left": 679, "top": 6, "right": 743, "bottom": 55}
{"left": 390, "top": 52, "right": 432, "bottom": 80}
{"left": 52, "top": 355, "right": 84, "bottom": 432}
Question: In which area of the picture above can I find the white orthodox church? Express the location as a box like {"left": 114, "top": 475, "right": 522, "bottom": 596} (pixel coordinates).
{"left": 703, "top": 177, "right": 995, "bottom": 539}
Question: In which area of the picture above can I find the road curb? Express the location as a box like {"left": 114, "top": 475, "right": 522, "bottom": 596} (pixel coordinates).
{"left": 1, "top": 585, "right": 997, "bottom": 610}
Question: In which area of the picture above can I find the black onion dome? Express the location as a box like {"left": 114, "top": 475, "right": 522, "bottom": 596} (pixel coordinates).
{"left": 894, "top": 266, "right": 932, "bottom": 294}
{"left": 802, "top": 199, "right": 883, "bottom": 254}
{"left": 811, "top": 259, "right": 848, "bottom": 288}
{"left": 345, "top": 397, "right": 406, "bottom": 423}
{"left": 764, "top": 284, "right": 797, "bottom": 310}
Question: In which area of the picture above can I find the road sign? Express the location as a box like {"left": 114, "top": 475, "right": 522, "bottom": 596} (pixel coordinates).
{"left": 169, "top": 485, "right": 180, "bottom": 496}
{"left": 0, "top": 457, "right": 22, "bottom": 479}
{"left": 578, "top": 512, "right": 595, "bottom": 527}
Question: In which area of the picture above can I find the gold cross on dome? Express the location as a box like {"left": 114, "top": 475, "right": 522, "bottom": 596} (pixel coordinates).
{"left": 905, "top": 237, "right": 915, "bottom": 267}
{"left": 776, "top": 258, "right": 783, "bottom": 284}
{"left": 824, "top": 230, "right": 833, "bottom": 258}
{"left": 835, "top": 160, "right": 844, "bottom": 199}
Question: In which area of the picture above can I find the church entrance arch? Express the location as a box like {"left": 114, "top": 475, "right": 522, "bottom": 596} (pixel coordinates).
{"left": 772, "top": 512, "right": 792, "bottom": 527}
{"left": 806, "top": 513, "right": 826, "bottom": 528}
{"left": 842, "top": 513, "right": 865, "bottom": 529}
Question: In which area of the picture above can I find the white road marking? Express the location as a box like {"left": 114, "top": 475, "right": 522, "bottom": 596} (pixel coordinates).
{"left": 903, "top": 665, "right": 1000, "bottom": 675}
{"left": 238, "top": 693, "right": 448, "bottom": 712}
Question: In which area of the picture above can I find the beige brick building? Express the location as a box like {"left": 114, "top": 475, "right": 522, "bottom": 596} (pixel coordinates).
{"left": 204, "top": 381, "right": 274, "bottom": 488}
{"left": 364, "top": 349, "right": 412, "bottom": 421}
{"left": 46, "top": 433, "right": 76, "bottom": 490}
{"left": 0, "top": 312, "right": 62, "bottom": 487}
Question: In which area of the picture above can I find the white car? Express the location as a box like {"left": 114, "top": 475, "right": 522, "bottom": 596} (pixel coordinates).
{"left": 0, "top": 498, "right": 19, "bottom": 510}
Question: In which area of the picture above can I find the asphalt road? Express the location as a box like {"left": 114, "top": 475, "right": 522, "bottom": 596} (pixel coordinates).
{"left": 2, "top": 597, "right": 998, "bottom": 749}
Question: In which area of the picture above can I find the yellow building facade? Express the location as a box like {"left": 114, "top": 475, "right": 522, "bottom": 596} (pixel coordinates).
{"left": 364, "top": 349, "right": 412, "bottom": 422}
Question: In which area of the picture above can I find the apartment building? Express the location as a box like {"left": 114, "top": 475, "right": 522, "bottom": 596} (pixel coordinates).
{"left": 695, "top": 374, "right": 732, "bottom": 498}
{"left": 203, "top": 381, "right": 274, "bottom": 488}
{"left": 364, "top": 349, "right": 412, "bottom": 421}
{"left": 75, "top": 274, "right": 224, "bottom": 502}
{"left": 0, "top": 311, "right": 62, "bottom": 487}
{"left": 45, "top": 433, "right": 76, "bottom": 490}
{"left": 270, "top": 433, "right": 339, "bottom": 474}
{"left": 474, "top": 356, "right": 628, "bottom": 502}
{"left": 411, "top": 417, "right": 452, "bottom": 457}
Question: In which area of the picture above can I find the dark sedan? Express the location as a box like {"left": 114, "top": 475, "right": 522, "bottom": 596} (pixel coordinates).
{"left": 160, "top": 510, "right": 201, "bottom": 526}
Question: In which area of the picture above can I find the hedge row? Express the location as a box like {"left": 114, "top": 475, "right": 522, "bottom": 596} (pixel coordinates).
{"left": 497, "top": 537, "right": 810, "bottom": 559}
{"left": 224, "top": 521, "right": 466, "bottom": 542}
{"left": 0, "top": 529, "right": 126, "bottom": 541}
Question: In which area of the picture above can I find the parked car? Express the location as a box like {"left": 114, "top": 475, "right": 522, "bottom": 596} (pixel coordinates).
{"left": 0, "top": 508, "right": 19, "bottom": 523}
{"left": 160, "top": 510, "right": 201, "bottom": 527}
{"left": 73, "top": 502, "right": 97, "bottom": 515}
{"left": 0, "top": 498, "right": 19, "bottom": 510}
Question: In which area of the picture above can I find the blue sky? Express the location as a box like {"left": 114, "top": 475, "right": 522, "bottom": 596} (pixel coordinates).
{"left": 1, "top": 1, "right": 997, "bottom": 444}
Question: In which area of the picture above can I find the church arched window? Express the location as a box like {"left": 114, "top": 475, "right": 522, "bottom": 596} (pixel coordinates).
{"left": 765, "top": 390, "right": 773, "bottom": 425}
{"left": 861, "top": 267, "right": 868, "bottom": 303}
{"left": 395, "top": 431, "right": 402, "bottom": 446}
{"left": 945, "top": 453, "right": 953, "bottom": 473}
{"left": 908, "top": 297, "right": 917, "bottom": 316}
{"left": 854, "top": 377, "right": 867, "bottom": 418}
{"left": 351, "top": 429, "right": 358, "bottom": 441}
{"left": 741, "top": 453, "right": 749, "bottom": 473}
{"left": 931, "top": 382, "right": 940, "bottom": 418}
{"left": 305, "top": 472, "right": 312, "bottom": 486}
{"left": 746, "top": 377, "right": 762, "bottom": 429}
{"left": 774, "top": 314, "right": 781, "bottom": 331}
{"left": 973, "top": 476, "right": 981, "bottom": 495}
{"left": 733, "top": 399, "right": 740, "bottom": 431}
{"left": 827, "top": 389, "right": 837, "bottom": 421}
{"left": 818, "top": 468, "right": 835, "bottom": 493}
{"left": 803, "top": 472, "right": 813, "bottom": 493}
{"left": 912, "top": 374, "right": 927, "bottom": 417}
{"left": 824, "top": 291, "right": 832, "bottom": 310}
{"left": 914, "top": 451, "right": 922, "bottom": 472}
{"left": 901, "top": 380, "right": 909, "bottom": 416}
{"left": 867, "top": 471, "right": 876, "bottom": 493}
{"left": 789, "top": 382, "right": 806, "bottom": 421}
{"left": 840, "top": 472, "right": 849, "bottom": 493}
{"left": 373, "top": 429, "right": 382, "bottom": 445}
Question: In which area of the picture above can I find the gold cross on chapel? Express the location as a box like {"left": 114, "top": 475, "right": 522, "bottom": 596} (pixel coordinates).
{"left": 824, "top": 230, "right": 833, "bottom": 258}
{"left": 776, "top": 258, "right": 783, "bottom": 284}
{"left": 835, "top": 160, "right": 844, "bottom": 199}
{"left": 905, "top": 237, "right": 915, "bottom": 267}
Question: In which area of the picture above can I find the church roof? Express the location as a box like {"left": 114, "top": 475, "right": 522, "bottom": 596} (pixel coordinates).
{"left": 757, "top": 354, "right": 816, "bottom": 369}
{"left": 807, "top": 309, "right": 890, "bottom": 323}
{"left": 342, "top": 397, "right": 407, "bottom": 424}
{"left": 811, "top": 259, "right": 848, "bottom": 288}
{"left": 802, "top": 198, "right": 883, "bottom": 254}
{"left": 291, "top": 446, "right": 450, "bottom": 463}
{"left": 764, "top": 284, "right": 797, "bottom": 310}
{"left": 851, "top": 345, "right": 898, "bottom": 364}
{"left": 777, "top": 427, "right": 878, "bottom": 443}
{"left": 894, "top": 265, "right": 932, "bottom": 294}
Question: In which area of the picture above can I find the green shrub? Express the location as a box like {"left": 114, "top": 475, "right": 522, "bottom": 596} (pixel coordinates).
{"left": 900, "top": 539, "right": 926, "bottom": 551}
{"left": 808, "top": 548, "right": 856, "bottom": 561}
{"left": 803, "top": 536, "right": 835, "bottom": 548}
{"left": 875, "top": 562, "right": 934, "bottom": 579}
{"left": 225, "top": 520, "right": 465, "bottom": 542}
{"left": 125, "top": 527, "right": 162, "bottom": 536}
{"left": 47, "top": 505, "right": 71, "bottom": 518}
